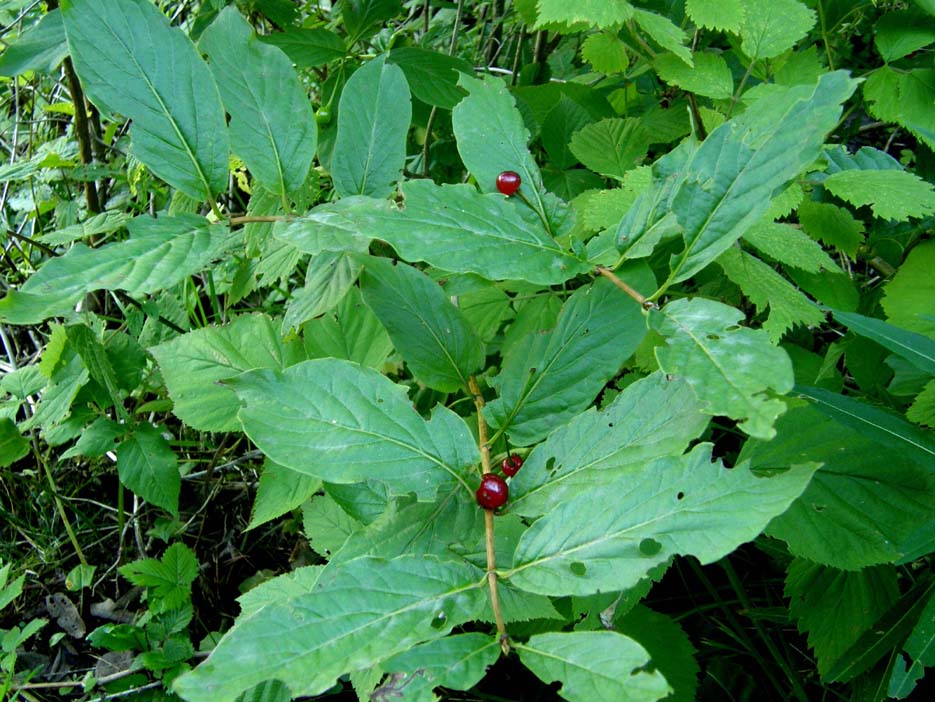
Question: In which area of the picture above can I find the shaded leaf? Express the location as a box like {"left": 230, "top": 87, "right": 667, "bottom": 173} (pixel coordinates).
{"left": 62, "top": 0, "right": 228, "bottom": 198}
{"left": 116, "top": 424, "right": 180, "bottom": 516}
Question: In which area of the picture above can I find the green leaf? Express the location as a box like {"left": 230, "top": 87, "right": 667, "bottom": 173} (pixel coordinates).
{"left": 65, "top": 324, "right": 125, "bottom": 418}
{"left": 535, "top": 0, "right": 633, "bottom": 28}
{"left": 541, "top": 95, "right": 594, "bottom": 170}
{"left": 328, "top": 181, "right": 589, "bottom": 285}
{"left": 661, "top": 71, "right": 857, "bottom": 286}
{"left": 614, "top": 606, "right": 699, "bottom": 702}
{"left": 22, "top": 344, "right": 89, "bottom": 433}
{"left": 227, "top": 359, "right": 479, "bottom": 500}
{"left": 150, "top": 314, "right": 306, "bottom": 433}
{"left": 581, "top": 32, "right": 629, "bottom": 74}
{"left": 302, "top": 287, "right": 394, "bottom": 369}
{"left": 882, "top": 241, "right": 935, "bottom": 337}
{"left": 908, "top": 379, "right": 935, "bottom": 428}
{"left": 741, "top": 404, "right": 935, "bottom": 568}
{"left": 360, "top": 257, "right": 485, "bottom": 393}
{"left": 382, "top": 633, "right": 500, "bottom": 696}
{"left": 200, "top": 6, "right": 316, "bottom": 198}
{"left": 796, "top": 199, "right": 865, "bottom": 257}
{"left": 236, "top": 566, "right": 324, "bottom": 619}
{"left": 833, "top": 311, "right": 935, "bottom": 376}
{"left": 119, "top": 543, "right": 198, "bottom": 611}
{"left": 743, "top": 220, "right": 839, "bottom": 272}
{"left": 569, "top": 118, "right": 651, "bottom": 179}
{"left": 633, "top": 8, "right": 692, "bottom": 65}
{"left": 785, "top": 559, "right": 899, "bottom": 677}
{"left": 509, "top": 372, "right": 709, "bottom": 517}
{"left": 331, "top": 55, "right": 411, "bottom": 199}
{"left": 890, "top": 587, "right": 935, "bottom": 697}
{"left": 650, "top": 298, "right": 794, "bottom": 439}
{"left": 116, "top": 424, "right": 180, "bottom": 517}
{"left": 282, "top": 252, "right": 361, "bottom": 333}
{"left": 517, "top": 631, "right": 670, "bottom": 702}
{"left": 340, "top": 0, "right": 399, "bottom": 44}
{"left": 822, "top": 169, "right": 935, "bottom": 221}
{"left": 62, "top": 0, "right": 228, "bottom": 199}
{"left": 509, "top": 443, "right": 816, "bottom": 596}
{"left": 685, "top": 0, "right": 744, "bottom": 33}
{"left": 172, "top": 556, "right": 485, "bottom": 702}
{"left": 303, "top": 493, "right": 363, "bottom": 558}
{"left": 0, "top": 215, "right": 237, "bottom": 325}
{"left": 864, "top": 66, "right": 935, "bottom": 151}
{"left": 797, "top": 385, "right": 935, "bottom": 467}
{"left": 39, "top": 210, "right": 130, "bottom": 246}
{"left": 739, "top": 0, "right": 816, "bottom": 60}
{"left": 0, "top": 9, "right": 68, "bottom": 76}
{"left": 484, "top": 271, "right": 651, "bottom": 447}
{"left": 0, "top": 418, "right": 30, "bottom": 468}
{"left": 654, "top": 51, "right": 733, "bottom": 99}
{"left": 259, "top": 28, "right": 346, "bottom": 68}
{"left": 874, "top": 9, "right": 935, "bottom": 63}
{"left": 273, "top": 197, "right": 374, "bottom": 255}
{"left": 248, "top": 460, "right": 322, "bottom": 531}
{"left": 717, "top": 247, "right": 824, "bottom": 342}
{"left": 387, "top": 47, "right": 472, "bottom": 109}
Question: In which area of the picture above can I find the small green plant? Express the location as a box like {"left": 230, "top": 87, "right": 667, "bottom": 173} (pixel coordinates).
{"left": 0, "top": 562, "right": 47, "bottom": 701}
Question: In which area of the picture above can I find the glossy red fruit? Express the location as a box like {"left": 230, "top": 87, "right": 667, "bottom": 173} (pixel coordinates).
{"left": 501, "top": 454, "right": 523, "bottom": 477}
{"left": 496, "top": 170, "right": 521, "bottom": 196}
{"left": 476, "top": 473, "right": 509, "bottom": 509}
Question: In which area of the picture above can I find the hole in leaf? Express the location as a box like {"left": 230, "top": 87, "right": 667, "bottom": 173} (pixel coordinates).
{"left": 639, "top": 538, "right": 662, "bottom": 557}
{"left": 608, "top": 422, "right": 614, "bottom": 428}
{"left": 813, "top": 504, "right": 826, "bottom": 513}
{"left": 676, "top": 491, "right": 685, "bottom": 501}
{"left": 570, "top": 562, "right": 587, "bottom": 576}
{"left": 706, "top": 333, "right": 721, "bottom": 341}
{"left": 545, "top": 457, "right": 557, "bottom": 474}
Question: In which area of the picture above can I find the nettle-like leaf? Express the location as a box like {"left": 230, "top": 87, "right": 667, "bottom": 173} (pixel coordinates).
{"left": 119, "top": 543, "right": 198, "bottom": 611}
{"left": 173, "top": 556, "right": 486, "bottom": 702}
{"left": 227, "top": 359, "right": 479, "bottom": 500}
{"left": 328, "top": 181, "right": 589, "bottom": 284}
{"left": 569, "top": 118, "right": 651, "bottom": 180}
{"left": 785, "top": 559, "right": 899, "bottom": 678}
{"left": 331, "top": 54, "right": 411, "bottom": 199}
{"left": 717, "top": 246, "right": 824, "bottom": 342}
{"left": 742, "top": 404, "right": 935, "bottom": 568}
{"left": 150, "top": 314, "right": 306, "bottom": 433}
{"left": 61, "top": 0, "right": 229, "bottom": 199}
{"left": 535, "top": 0, "right": 634, "bottom": 28}
{"left": 581, "top": 32, "right": 629, "bottom": 74}
{"left": 908, "top": 379, "right": 935, "bottom": 428}
{"left": 0, "top": 215, "right": 237, "bottom": 325}
{"left": 742, "top": 220, "right": 838, "bottom": 273}
{"left": 199, "top": 6, "right": 316, "bottom": 199}
{"left": 508, "top": 443, "right": 816, "bottom": 596}
{"left": 650, "top": 298, "right": 794, "bottom": 439}
{"left": 822, "top": 169, "right": 935, "bottom": 221}
{"left": 654, "top": 51, "right": 733, "bottom": 100}
{"left": 864, "top": 65, "right": 935, "bottom": 152}
{"left": 624, "top": 71, "right": 856, "bottom": 290}
{"left": 685, "top": 0, "right": 744, "bottom": 33}
{"left": 484, "top": 270, "right": 652, "bottom": 447}
{"left": 516, "top": 631, "right": 671, "bottom": 702}
{"left": 0, "top": 418, "right": 30, "bottom": 468}
{"left": 509, "top": 372, "right": 709, "bottom": 517}
{"left": 882, "top": 240, "right": 935, "bottom": 337}
{"left": 739, "top": 0, "right": 815, "bottom": 61}
{"left": 632, "top": 8, "right": 692, "bottom": 65}
{"left": 360, "top": 257, "right": 484, "bottom": 393}
{"left": 116, "top": 423, "right": 180, "bottom": 517}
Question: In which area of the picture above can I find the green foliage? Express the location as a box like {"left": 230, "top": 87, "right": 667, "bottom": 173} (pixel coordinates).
{"left": 2, "top": 0, "right": 935, "bottom": 700}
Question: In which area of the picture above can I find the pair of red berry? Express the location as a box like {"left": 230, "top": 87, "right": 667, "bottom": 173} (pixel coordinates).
{"left": 475, "top": 454, "right": 524, "bottom": 509}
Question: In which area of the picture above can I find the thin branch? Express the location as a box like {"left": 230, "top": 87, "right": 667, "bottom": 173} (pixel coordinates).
{"left": 63, "top": 57, "right": 101, "bottom": 214}
{"left": 595, "top": 266, "right": 652, "bottom": 308}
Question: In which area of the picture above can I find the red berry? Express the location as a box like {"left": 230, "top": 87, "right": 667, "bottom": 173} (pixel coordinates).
{"left": 496, "top": 170, "right": 521, "bottom": 196}
{"left": 501, "top": 454, "right": 523, "bottom": 477}
{"left": 476, "top": 473, "right": 509, "bottom": 509}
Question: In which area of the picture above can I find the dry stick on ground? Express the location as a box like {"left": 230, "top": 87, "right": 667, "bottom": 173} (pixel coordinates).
{"left": 468, "top": 375, "right": 510, "bottom": 654}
